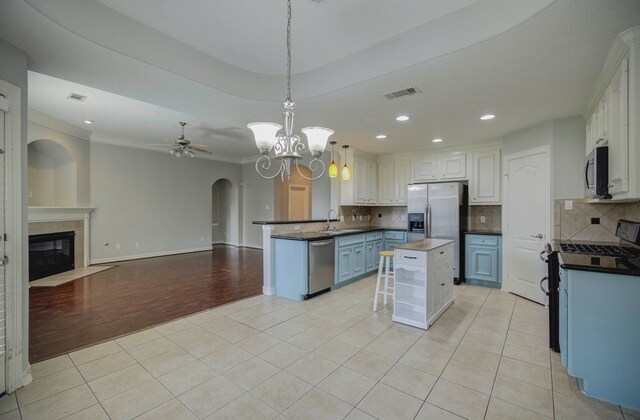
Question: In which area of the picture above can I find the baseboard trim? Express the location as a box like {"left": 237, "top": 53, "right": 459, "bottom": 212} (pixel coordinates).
{"left": 22, "top": 366, "right": 33, "bottom": 389}
{"left": 90, "top": 246, "right": 212, "bottom": 265}
{"left": 263, "top": 286, "right": 275, "bottom": 296}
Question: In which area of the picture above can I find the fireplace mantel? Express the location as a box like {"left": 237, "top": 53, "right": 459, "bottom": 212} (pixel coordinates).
{"left": 28, "top": 207, "right": 95, "bottom": 267}
{"left": 28, "top": 207, "right": 95, "bottom": 223}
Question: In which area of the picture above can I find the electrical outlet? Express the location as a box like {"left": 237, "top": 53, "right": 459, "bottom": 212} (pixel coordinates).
{"left": 340, "top": 215, "right": 345, "bottom": 222}
{"left": 265, "top": 204, "right": 270, "bottom": 210}
{"left": 200, "top": 237, "right": 205, "bottom": 242}
{"left": 480, "top": 216, "right": 486, "bottom": 223}
{"left": 115, "top": 243, "right": 121, "bottom": 250}
{"left": 564, "top": 200, "right": 573, "bottom": 210}
{"left": 28, "top": 191, "right": 33, "bottom": 198}
{"left": 294, "top": 225, "right": 300, "bottom": 231}
{"left": 359, "top": 215, "right": 362, "bottom": 221}
{"left": 134, "top": 242, "right": 139, "bottom": 248}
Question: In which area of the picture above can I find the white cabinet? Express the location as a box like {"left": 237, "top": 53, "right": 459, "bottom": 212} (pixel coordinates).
{"left": 378, "top": 157, "right": 412, "bottom": 204}
{"left": 584, "top": 27, "right": 640, "bottom": 200}
{"left": 606, "top": 58, "right": 629, "bottom": 195}
{"left": 412, "top": 153, "right": 467, "bottom": 183}
{"left": 439, "top": 153, "right": 466, "bottom": 179}
{"left": 392, "top": 242, "right": 454, "bottom": 330}
{"left": 413, "top": 156, "right": 438, "bottom": 182}
{"left": 470, "top": 149, "right": 501, "bottom": 204}
{"left": 341, "top": 151, "right": 376, "bottom": 206}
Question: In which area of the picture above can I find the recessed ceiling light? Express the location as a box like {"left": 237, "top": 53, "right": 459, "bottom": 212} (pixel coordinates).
{"left": 432, "top": 138, "right": 443, "bottom": 143}
{"left": 83, "top": 120, "right": 94, "bottom": 125}
{"left": 396, "top": 115, "right": 410, "bottom": 122}
{"left": 480, "top": 114, "right": 495, "bottom": 120}
{"left": 376, "top": 134, "right": 387, "bottom": 139}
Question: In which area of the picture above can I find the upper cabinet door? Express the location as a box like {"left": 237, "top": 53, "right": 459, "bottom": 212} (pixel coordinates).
{"left": 395, "top": 158, "right": 412, "bottom": 204}
{"left": 354, "top": 156, "right": 369, "bottom": 204}
{"left": 377, "top": 160, "right": 395, "bottom": 204}
{"left": 366, "top": 159, "right": 377, "bottom": 203}
{"left": 439, "top": 154, "right": 467, "bottom": 179}
{"left": 607, "top": 58, "right": 629, "bottom": 195}
{"left": 470, "top": 150, "right": 501, "bottom": 204}
{"left": 413, "top": 155, "right": 438, "bottom": 182}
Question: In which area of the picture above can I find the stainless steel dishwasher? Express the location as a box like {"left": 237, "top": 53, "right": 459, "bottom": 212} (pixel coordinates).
{"left": 307, "top": 238, "right": 335, "bottom": 298}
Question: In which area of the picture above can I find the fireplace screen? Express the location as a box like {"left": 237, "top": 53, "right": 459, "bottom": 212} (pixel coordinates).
{"left": 29, "top": 231, "right": 75, "bottom": 281}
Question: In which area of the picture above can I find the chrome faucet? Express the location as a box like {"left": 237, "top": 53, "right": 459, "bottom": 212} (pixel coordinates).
{"left": 326, "top": 209, "right": 338, "bottom": 231}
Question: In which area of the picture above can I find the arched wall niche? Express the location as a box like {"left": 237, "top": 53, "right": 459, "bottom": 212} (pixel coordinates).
{"left": 27, "top": 139, "right": 78, "bottom": 207}
{"left": 211, "top": 178, "right": 240, "bottom": 246}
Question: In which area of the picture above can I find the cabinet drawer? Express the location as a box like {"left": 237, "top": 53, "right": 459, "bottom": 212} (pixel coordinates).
{"left": 434, "top": 246, "right": 451, "bottom": 263}
{"left": 337, "top": 234, "right": 365, "bottom": 247}
{"left": 395, "top": 249, "right": 425, "bottom": 267}
{"left": 366, "top": 232, "right": 383, "bottom": 242}
{"left": 385, "top": 231, "right": 406, "bottom": 241}
{"left": 466, "top": 235, "right": 499, "bottom": 246}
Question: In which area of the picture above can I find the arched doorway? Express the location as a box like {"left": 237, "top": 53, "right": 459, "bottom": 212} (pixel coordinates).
{"left": 212, "top": 178, "right": 236, "bottom": 245}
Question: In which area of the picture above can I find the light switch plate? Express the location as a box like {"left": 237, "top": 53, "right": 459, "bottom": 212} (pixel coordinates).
{"left": 480, "top": 216, "right": 486, "bottom": 223}
{"left": 564, "top": 200, "right": 573, "bottom": 210}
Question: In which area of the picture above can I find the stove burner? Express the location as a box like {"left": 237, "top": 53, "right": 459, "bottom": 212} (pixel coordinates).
{"left": 559, "top": 243, "right": 635, "bottom": 257}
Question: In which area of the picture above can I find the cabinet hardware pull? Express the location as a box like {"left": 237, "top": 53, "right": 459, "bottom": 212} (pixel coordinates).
{"left": 404, "top": 256, "right": 417, "bottom": 259}
{"left": 441, "top": 283, "right": 445, "bottom": 286}
{"left": 439, "top": 251, "right": 444, "bottom": 254}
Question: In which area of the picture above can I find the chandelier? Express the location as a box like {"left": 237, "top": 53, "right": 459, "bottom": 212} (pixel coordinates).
{"left": 247, "top": 0, "right": 334, "bottom": 181}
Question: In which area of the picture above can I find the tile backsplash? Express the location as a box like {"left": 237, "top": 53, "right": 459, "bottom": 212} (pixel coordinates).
{"left": 554, "top": 199, "right": 640, "bottom": 241}
{"left": 371, "top": 206, "right": 408, "bottom": 229}
{"left": 469, "top": 205, "right": 502, "bottom": 233}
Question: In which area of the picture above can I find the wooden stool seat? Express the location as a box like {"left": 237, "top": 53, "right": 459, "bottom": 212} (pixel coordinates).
{"left": 373, "top": 251, "right": 395, "bottom": 312}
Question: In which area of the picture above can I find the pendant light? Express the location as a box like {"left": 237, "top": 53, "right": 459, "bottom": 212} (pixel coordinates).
{"left": 328, "top": 141, "right": 338, "bottom": 178}
{"left": 341, "top": 145, "right": 351, "bottom": 181}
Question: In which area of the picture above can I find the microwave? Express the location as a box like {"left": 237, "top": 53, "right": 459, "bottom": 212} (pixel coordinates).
{"left": 584, "top": 145, "right": 610, "bottom": 199}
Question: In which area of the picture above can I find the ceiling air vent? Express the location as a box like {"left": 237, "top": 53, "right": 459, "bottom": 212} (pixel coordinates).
{"left": 67, "top": 92, "right": 87, "bottom": 102}
{"left": 384, "top": 86, "right": 420, "bottom": 100}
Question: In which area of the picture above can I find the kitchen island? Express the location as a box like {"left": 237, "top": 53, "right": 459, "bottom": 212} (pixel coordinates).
{"left": 393, "top": 239, "right": 455, "bottom": 329}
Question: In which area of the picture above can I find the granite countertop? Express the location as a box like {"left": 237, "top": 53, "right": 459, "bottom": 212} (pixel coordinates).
{"left": 271, "top": 227, "right": 406, "bottom": 241}
{"left": 395, "top": 238, "right": 454, "bottom": 251}
{"left": 464, "top": 230, "right": 502, "bottom": 236}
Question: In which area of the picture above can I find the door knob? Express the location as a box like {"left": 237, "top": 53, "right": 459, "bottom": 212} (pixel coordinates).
{"left": 530, "top": 234, "right": 543, "bottom": 239}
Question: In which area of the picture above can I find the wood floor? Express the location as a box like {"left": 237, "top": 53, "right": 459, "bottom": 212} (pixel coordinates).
{"left": 29, "top": 245, "right": 263, "bottom": 363}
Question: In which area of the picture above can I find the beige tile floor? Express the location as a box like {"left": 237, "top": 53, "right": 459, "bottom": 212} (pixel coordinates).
{"left": 4, "top": 276, "right": 639, "bottom": 419}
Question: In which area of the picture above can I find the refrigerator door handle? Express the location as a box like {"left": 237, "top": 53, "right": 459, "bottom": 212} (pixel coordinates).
{"left": 426, "top": 204, "right": 432, "bottom": 238}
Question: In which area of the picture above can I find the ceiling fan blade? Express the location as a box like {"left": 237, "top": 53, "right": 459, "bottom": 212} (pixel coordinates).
{"left": 190, "top": 146, "right": 213, "bottom": 154}
{"left": 145, "top": 143, "right": 173, "bottom": 147}
{"left": 191, "top": 144, "right": 209, "bottom": 149}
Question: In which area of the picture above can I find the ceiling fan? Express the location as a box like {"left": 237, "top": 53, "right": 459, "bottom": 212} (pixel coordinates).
{"left": 147, "top": 122, "right": 212, "bottom": 158}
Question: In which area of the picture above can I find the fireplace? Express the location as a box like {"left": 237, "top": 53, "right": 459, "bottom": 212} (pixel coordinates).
{"left": 29, "top": 231, "right": 75, "bottom": 281}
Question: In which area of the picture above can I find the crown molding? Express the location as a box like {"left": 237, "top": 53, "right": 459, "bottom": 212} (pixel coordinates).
{"left": 89, "top": 134, "right": 244, "bottom": 164}
{"left": 28, "top": 108, "right": 92, "bottom": 141}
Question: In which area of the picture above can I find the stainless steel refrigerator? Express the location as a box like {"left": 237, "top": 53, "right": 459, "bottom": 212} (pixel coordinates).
{"left": 407, "top": 182, "right": 468, "bottom": 283}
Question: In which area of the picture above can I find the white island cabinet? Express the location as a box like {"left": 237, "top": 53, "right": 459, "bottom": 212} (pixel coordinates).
{"left": 393, "top": 239, "right": 454, "bottom": 329}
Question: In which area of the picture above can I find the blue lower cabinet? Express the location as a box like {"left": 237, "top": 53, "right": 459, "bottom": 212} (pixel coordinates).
{"left": 273, "top": 239, "right": 308, "bottom": 300}
{"left": 365, "top": 240, "right": 383, "bottom": 272}
{"left": 337, "top": 246, "right": 354, "bottom": 283}
{"left": 352, "top": 244, "right": 365, "bottom": 277}
{"left": 559, "top": 267, "right": 640, "bottom": 410}
{"left": 464, "top": 234, "right": 502, "bottom": 287}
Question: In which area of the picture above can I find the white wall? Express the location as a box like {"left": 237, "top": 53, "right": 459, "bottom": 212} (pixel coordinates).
{"left": 90, "top": 142, "right": 242, "bottom": 262}
{"left": 27, "top": 120, "right": 91, "bottom": 206}
{"left": 552, "top": 116, "right": 586, "bottom": 199}
{"left": 0, "top": 36, "right": 29, "bottom": 372}
{"left": 502, "top": 115, "right": 585, "bottom": 199}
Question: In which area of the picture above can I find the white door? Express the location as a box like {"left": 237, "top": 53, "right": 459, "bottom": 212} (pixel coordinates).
{"left": 503, "top": 146, "right": 550, "bottom": 304}
{"left": 0, "top": 102, "right": 7, "bottom": 391}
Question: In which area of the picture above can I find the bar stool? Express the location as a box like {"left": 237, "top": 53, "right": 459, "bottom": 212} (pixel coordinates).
{"left": 373, "top": 250, "right": 395, "bottom": 311}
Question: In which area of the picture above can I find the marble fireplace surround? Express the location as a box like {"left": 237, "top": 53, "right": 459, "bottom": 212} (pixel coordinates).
{"left": 28, "top": 207, "right": 95, "bottom": 268}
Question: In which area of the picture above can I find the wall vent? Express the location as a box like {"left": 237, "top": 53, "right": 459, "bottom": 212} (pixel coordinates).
{"left": 384, "top": 86, "right": 420, "bottom": 100}
{"left": 67, "top": 92, "right": 87, "bottom": 102}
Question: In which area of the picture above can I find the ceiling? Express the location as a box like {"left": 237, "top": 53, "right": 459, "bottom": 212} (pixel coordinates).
{"left": 1, "top": 0, "right": 639, "bottom": 160}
